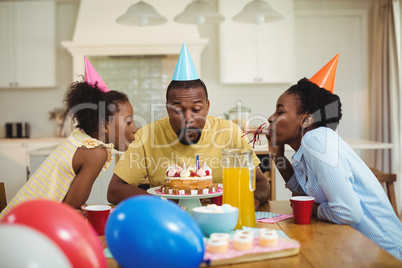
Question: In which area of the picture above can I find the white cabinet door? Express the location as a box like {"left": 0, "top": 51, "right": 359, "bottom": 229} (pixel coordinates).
{"left": 0, "top": 3, "right": 14, "bottom": 88}
{"left": 0, "top": 143, "right": 28, "bottom": 203}
{"left": 30, "top": 151, "right": 115, "bottom": 206}
{"left": 0, "top": 1, "right": 55, "bottom": 88}
{"left": 219, "top": 0, "right": 294, "bottom": 84}
{"left": 86, "top": 161, "right": 115, "bottom": 205}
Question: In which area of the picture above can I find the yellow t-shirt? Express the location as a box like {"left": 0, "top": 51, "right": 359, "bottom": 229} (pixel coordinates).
{"left": 114, "top": 115, "right": 260, "bottom": 187}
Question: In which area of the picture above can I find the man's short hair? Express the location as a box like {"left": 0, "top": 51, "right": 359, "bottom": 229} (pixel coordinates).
{"left": 166, "top": 79, "right": 208, "bottom": 102}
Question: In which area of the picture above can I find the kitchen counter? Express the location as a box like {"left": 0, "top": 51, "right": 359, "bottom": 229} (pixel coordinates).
{"left": 252, "top": 138, "right": 394, "bottom": 201}
{"left": 253, "top": 138, "right": 393, "bottom": 153}
{"left": 0, "top": 137, "right": 65, "bottom": 144}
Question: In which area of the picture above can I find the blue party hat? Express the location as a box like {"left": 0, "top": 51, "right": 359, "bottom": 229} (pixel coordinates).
{"left": 172, "top": 43, "right": 199, "bottom": 81}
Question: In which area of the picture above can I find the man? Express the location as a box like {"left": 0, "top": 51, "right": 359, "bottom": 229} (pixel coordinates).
{"left": 107, "top": 43, "right": 270, "bottom": 209}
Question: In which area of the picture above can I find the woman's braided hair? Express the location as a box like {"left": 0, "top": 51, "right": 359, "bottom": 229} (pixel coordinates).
{"left": 286, "top": 78, "right": 342, "bottom": 130}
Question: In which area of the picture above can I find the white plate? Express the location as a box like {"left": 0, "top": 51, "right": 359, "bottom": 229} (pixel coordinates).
{"left": 147, "top": 185, "right": 223, "bottom": 200}
{"left": 147, "top": 185, "right": 223, "bottom": 213}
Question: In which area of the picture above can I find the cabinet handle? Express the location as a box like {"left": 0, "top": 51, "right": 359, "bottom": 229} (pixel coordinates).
{"left": 9, "top": 82, "right": 13, "bottom": 87}
{"left": 15, "top": 82, "right": 18, "bottom": 87}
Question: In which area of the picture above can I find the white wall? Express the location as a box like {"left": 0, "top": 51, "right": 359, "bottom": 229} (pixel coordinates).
{"left": 203, "top": 0, "right": 372, "bottom": 141}
{"left": 0, "top": 0, "right": 79, "bottom": 138}
{"left": 0, "top": 0, "right": 372, "bottom": 141}
{"left": 198, "top": 3, "right": 286, "bottom": 124}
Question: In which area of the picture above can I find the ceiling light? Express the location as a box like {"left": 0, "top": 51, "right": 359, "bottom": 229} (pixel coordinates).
{"left": 233, "top": 0, "right": 283, "bottom": 24}
{"left": 174, "top": 0, "right": 224, "bottom": 25}
{"left": 116, "top": 1, "right": 167, "bottom": 27}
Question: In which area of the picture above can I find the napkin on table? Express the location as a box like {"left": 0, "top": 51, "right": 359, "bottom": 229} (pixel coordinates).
{"left": 255, "top": 211, "right": 293, "bottom": 223}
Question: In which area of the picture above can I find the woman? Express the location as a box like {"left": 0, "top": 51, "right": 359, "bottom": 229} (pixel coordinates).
{"left": 267, "top": 78, "right": 402, "bottom": 260}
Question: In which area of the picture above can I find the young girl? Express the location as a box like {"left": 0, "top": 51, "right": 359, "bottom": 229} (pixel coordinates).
{"left": 267, "top": 78, "right": 402, "bottom": 260}
{"left": 0, "top": 80, "right": 137, "bottom": 219}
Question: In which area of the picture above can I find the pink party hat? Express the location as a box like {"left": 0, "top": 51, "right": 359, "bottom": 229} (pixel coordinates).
{"left": 84, "top": 56, "right": 110, "bottom": 92}
{"left": 309, "top": 53, "right": 339, "bottom": 93}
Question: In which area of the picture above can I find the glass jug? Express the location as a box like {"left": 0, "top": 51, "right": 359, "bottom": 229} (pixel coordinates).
{"left": 221, "top": 148, "right": 256, "bottom": 229}
{"left": 228, "top": 100, "right": 251, "bottom": 131}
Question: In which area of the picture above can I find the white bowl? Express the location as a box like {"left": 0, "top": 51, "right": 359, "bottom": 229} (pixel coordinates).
{"left": 192, "top": 206, "right": 238, "bottom": 237}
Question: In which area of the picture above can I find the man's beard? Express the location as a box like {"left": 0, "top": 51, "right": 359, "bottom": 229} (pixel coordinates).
{"left": 177, "top": 127, "right": 202, "bottom": 145}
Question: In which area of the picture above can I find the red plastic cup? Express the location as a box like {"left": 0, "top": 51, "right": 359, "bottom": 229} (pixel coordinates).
{"left": 210, "top": 196, "right": 222, "bottom": 206}
{"left": 290, "top": 196, "right": 315, "bottom": 224}
{"left": 84, "top": 205, "right": 111, "bottom": 235}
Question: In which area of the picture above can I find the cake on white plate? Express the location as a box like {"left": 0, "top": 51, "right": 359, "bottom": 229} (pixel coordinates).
{"left": 161, "top": 163, "right": 218, "bottom": 195}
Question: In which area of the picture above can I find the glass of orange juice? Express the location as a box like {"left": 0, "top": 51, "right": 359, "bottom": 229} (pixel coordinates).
{"left": 221, "top": 148, "right": 256, "bottom": 229}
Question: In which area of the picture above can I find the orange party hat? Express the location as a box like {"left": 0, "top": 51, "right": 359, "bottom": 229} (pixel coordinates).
{"left": 84, "top": 56, "right": 110, "bottom": 92}
{"left": 309, "top": 53, "right": 339, "bottom": 93}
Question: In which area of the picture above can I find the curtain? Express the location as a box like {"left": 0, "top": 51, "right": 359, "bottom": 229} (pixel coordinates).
{"left": 370, "top": 0, "right": 401, "bottom": 215}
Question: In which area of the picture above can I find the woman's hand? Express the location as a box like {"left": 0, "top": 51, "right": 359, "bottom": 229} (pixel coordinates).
{"left": 266, "top": 134, "right": 285, "bottom": 160}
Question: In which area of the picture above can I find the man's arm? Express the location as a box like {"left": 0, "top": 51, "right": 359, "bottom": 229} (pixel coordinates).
{"left": 107, "top": 173, "right": 148, "bottom": 204}
{"left": 254, "top": 167, "right": 270, "bottom": 210}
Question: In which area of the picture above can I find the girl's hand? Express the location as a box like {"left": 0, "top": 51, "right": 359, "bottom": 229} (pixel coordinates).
{"left": 76, "top": 203, "right": 88, "bottom": 218}
{"left": 80, "top": 203, "right": 88, "bottom": 210}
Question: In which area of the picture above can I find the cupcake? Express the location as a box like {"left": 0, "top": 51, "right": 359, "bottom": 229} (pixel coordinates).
{"left": 232, "top": 230, "right": 254, "bottom": 251}
{"left": 258, "top": 228, "right": 278, "bottom": 247}
{"left": 210, "top": 233, "right": 230, "bottom": 242}
{"left": 207, "top": 237, "right": 229, "bottom": 254}
{"left": 234, "top": 230, "right": 254, "bottom": 238}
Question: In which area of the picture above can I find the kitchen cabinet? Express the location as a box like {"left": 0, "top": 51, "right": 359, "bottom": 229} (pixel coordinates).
{"left": 85, "top": 160, "right": 115, "bottom": 205}
{"left": 30, "top": 148, "right": 118, "bottom": 205}
{"left": 0, "top": 1, "right": 55, "bottom": 88}
{"left": 0, "top": 143, "right": 28, "bottom": 203}
{"left": 0, "top": 138, "right": 63, "bottom": 203}
{"left": 219, "top": 0, "right": 294, "bottom": 84}
{"left": 0, "top": 137, "right": 116, "bottom": 205}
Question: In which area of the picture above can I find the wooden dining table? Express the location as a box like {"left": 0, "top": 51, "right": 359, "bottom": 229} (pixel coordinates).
{"left": 102, "top": 200, "right": 401, "bottom": 268}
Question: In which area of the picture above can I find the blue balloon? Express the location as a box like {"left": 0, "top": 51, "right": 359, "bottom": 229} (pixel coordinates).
{"left": 105, "top": 196, "right": 205, "bottom": 268}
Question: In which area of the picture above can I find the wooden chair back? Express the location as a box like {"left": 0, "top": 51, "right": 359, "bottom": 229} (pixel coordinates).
{"left": 0, "top": 182, "right": 7, "bottom": 212}
{"left": 369, "top": 168, "right": 398, "bottom": 216}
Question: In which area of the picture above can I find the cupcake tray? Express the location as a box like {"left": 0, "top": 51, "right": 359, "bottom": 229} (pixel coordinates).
{"left": 202, "top": 237, "right": 300, "bottom": 266}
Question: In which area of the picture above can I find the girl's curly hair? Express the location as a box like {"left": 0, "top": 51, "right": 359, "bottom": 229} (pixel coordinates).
{"left": 286, "top": 78, "right": 343, "bottom": 130}
{"left": 64, "top": 81, "right": 128, "bottom": 135}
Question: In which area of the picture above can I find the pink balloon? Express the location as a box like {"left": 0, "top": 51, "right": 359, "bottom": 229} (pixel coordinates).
{"left": 1, "top": 200, "right": 106, "bottom": 268}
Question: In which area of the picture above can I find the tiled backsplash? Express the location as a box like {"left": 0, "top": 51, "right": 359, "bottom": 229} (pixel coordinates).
{"left": 90, "top": 55, "right": 178, "bottom": 127}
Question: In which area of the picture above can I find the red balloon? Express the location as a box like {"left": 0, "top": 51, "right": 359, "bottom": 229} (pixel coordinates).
{"left": 1, "top": 200, "right": 106, "bottom": 268}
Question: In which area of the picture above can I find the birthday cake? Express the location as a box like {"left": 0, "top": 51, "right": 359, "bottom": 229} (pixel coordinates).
{"left": 161, "top": 163, "right": 217, "bottom": 194}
